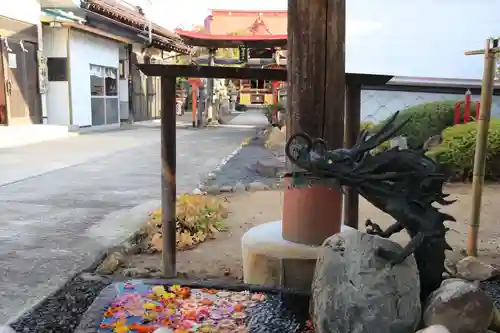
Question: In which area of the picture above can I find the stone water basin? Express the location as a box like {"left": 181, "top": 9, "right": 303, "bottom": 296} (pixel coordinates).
{"left": 75, "top": 279, "right": 313, "bottom": 333}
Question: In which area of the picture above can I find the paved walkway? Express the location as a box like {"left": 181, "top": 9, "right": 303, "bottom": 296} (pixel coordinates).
{"left": 227, "top": 108, "right": 269, "bottom": 127}
{"left": 0, "top": 126, "right": 255, "bottom": 323}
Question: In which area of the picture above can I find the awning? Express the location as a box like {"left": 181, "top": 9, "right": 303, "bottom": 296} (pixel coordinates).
{"left": 44, "top": 21, "right": 135, "bottom": 44}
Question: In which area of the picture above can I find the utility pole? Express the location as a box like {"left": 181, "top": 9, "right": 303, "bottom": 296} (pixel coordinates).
{"left": 282, "top": 0, "right": 346, "bottom": 245}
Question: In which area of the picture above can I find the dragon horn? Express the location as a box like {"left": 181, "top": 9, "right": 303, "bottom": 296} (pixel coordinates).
{"left": 352, "top": 111, "right": 411, "bottom": 155}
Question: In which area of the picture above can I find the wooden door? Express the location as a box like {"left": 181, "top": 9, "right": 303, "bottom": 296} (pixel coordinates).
{"left": 2, "top": 39, "right": 41, "bottom": 125}
{"left": 23, "top": 42, "right": 41, "bottom": 123}
{"left": 0, "top": 43, "right": 6, "bottom": 125}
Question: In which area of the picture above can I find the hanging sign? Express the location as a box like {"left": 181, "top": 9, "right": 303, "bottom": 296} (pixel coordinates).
{"left": 238, "top": 45, "right": 248, "bottom": 62}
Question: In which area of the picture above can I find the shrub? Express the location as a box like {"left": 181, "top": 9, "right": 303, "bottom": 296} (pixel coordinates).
{"left": 379, "top": 100, "right": 478, "bottom": 149}
{"left": 427, "top": 120, "right": 500, "bottom": 181}
{"left": 361, "top": 121, "right": 376, "bottom": 132}
{"left": 235, "top": 104, "right": 247, "bottom": 111}
{"left": 264, "top": 102, "right": 286, "bottom": 127}
{"left": 147, "top": 194, "right": 228, "bottom": 251}
{"left": 358, "top": 121, "right": 390, "bottom": 151}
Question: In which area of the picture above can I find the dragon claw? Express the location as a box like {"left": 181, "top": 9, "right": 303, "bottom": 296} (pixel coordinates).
{"left": 365, "top": 219, "right": 384, "bottom": 235}
{"left": 375, "top": 247, "right": 399, "bottom": 264}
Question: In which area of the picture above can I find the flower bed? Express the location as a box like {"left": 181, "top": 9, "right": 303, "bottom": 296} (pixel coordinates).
{"left": 75, "top": 280, "right": 312, "bottom": 333}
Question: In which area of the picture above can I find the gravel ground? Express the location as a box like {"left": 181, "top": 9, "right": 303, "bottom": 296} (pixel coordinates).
{"left": 8, "top": 273, "right": 112, "bottom": 333}
{"left": 203, "top": 136, "right": 283, "bottom": 188}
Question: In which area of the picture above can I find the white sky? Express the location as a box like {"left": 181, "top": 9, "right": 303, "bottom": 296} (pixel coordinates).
{"left": 142, "top": 0, "right": 288, "bottom": 30}
{"left": 127, "top": 0, "right": 495, "bottom": 80}
{"left": 134, "top": 0, "right": 382, "bottom": 39}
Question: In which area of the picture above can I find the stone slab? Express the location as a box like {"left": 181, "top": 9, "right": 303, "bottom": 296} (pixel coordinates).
{"left": 241, "top": 220, "right": 354, "bottom": 291}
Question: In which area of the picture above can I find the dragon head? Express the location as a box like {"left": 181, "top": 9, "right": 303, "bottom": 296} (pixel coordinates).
{"left": 285, "top": 110, "right": 410, "bottom": 173}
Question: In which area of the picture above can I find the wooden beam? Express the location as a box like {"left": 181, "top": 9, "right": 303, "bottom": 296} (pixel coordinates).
{"left": 180, "top": 37, "right": 287, "bottom": 49}
{"left": 139, "top": 64, "right": 286, "bottom": 81}
{"left": 344, "top": 83, "right": 362, "bottom": 229}
{"left": 465, "top": 48, "right": 500, "bottom": 56}
{"left": 464, "top": 38, "right": 500, "bottom": 56}
{"left": 137, "top": 64, "right": 393, "bottom": 86}
{"left": 160, "top": 77, "right": 177, "bottom": 277}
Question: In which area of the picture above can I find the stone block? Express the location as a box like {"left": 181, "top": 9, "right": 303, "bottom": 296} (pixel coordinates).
{"left": 423, "top": 278, "right": 494, "bottom": 333}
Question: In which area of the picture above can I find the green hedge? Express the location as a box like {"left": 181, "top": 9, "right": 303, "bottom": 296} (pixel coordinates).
{"left": 427, "top": 120, "right": 500, "bottom": 181}
{"left": 379, "top": 100, "right": 478, "bottom": 149}
{"left": 264, "top": 102, "right": 285, "bottom": 127}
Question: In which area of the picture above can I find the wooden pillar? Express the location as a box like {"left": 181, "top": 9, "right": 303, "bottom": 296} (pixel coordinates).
{"left": 188, "top": 78, "right": 201, "bottom": 128}
{"left": 207, "top": 48, "right": 216, "bottom": 122}
{"left": 160, "top": 76, "right": 177, "bottom": 277}
{"left": 343, "top": 82, "right": 361, "bottom": 229}
{"left": 273, "top": 49, "right": 281, "bottom": 104}
{"left": 282, "top": 0, "right": 346, "bottom": 245}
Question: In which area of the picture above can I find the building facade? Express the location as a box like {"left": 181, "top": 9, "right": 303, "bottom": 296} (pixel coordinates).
{"left": 0, "top": 0, "right": 44, "bottom": 125}
{"left": 40, "top": 0, "right": 191, "bottom": 128}
{"left": 204, "top": 10, "right": 287, "bottom": 35}
{"left": 43, "top": 22, "right": 125, "bottom": 128}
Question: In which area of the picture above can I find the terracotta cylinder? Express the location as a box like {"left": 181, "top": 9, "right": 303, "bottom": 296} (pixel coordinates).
{"left": 282, "top": 180, "right": 342, "bottom": 246}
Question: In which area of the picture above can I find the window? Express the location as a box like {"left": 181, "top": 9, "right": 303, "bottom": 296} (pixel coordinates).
{"left": 250, "top": 80, "right": 266, "bottom": 89}
{"left": 47, "top": 57, "right": 68, "bottom": 81}
{"left": 90, "top": 64, "right": 119, "bottom": 126}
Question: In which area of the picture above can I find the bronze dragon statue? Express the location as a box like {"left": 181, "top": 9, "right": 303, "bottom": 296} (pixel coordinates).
{"left": 285, "top": 111, "right": 455, "bottom": 301}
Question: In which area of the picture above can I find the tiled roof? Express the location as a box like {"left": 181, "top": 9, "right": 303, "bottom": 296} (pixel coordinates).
{"left": 80, "top": 0, "right": 192, "bottom": 54}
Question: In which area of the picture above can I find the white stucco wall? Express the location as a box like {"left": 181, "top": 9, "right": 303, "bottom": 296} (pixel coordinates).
{"left": 68, "top": 29, "right": 120, "bottom": 127}
{"left": 43, "top": 26, "right": 70, "bottom": 125}
{"left": 0, "top": 0, "right": 41, "bottom": 24}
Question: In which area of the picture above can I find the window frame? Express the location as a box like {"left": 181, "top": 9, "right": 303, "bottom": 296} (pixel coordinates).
{"left": 89, "top": 64, "right": 119, "bottom": 126}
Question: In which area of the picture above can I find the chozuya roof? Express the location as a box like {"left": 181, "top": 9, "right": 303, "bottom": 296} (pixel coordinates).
{"left": 80, "top": 0, "right": 192, "bottom": 54}
{"left": 174, "top": 29, "right": 287, "bottom": 48}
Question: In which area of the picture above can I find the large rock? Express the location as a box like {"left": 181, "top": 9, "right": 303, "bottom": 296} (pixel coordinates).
{"left": 265, "top": 126, "right": 286, "bottom": 151}
{"left": 417, "top": 325, "right": 451, "bottom": 333}
{"left": 312, "top": 229, "right": 421, "bottom": 333}
{"left": 95, "top": 251, "right": 124, "bottom": 275}
{"left": 423, "top": 278, "right": 494, "bottom": 333}
{"left": 456, "top": 256, "right": 500, "bottom": 281}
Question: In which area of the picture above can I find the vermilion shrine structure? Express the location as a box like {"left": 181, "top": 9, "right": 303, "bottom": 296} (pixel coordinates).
{"left": 138, "top": 1, "right": 393, "bottom": 288}
{"left": 175, "top": 29, "right": 287, "bottom": 106}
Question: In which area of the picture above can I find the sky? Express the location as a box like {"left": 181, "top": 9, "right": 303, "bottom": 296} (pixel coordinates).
{"left": 127, "top": 0, "right": 287, "bottom": 30}
{"left": 141, "top": 0, "right": 287, "bottom": 30}
{"left": 127, "top": 0, "right": 496, "bottom": 80}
